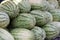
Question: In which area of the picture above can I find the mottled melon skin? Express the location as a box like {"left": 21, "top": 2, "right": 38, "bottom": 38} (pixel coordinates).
{"left": 11, "top": 13, "right": 36, "bottom": 29}
{"left": 30, "top": 10, "right": 53, "bottom": 26}
{"left": 11, "top": 28, "right": 35, "bottom": 40}
{"left": 0, "top": 28, "right": 14, "bottom": 40}
{"left": 43, "top": 23, "right": 59, "bottom": 39}
{"left": 49, "top": 9, "right": 60, "bottom": 21}
{"left": 0, "top": 1, "right": 19, "bottom": 19}
{"left": 31, "top": 26, "right": 46, "bottom": 40}
{"left": 0, "top": 12, "right": 10, "bottom": 28}
{"left": 13, "top": 0, "right": 31, "bottom": 13}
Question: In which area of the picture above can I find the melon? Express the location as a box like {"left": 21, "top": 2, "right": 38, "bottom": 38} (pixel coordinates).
{"left": 0, "top": 28, "right": 14, "bottom": 40}
{"left": 30, "top": 10, "right": 53, "bottom": 26}
{"left": 49, "top": 9, "right": 60, "bottom": 21}
{"left": 29, "top": 0, "right": 50, "bottom": 10}
{"left": 11, "top": 13, "right": 36, "bottom": 29}
{"left": 10, "top": 28, "right": 35, "bottom": 40}
{"left": 43, "top": 23, "right": 59, "bottom": 39}
{"left": 0, "top": 12, "right": 10, "bottom": 28}
{"left": 0, "top": 0, "right": 19, "bottom": 19}
{"left": 13, "top": 0, "right": 31, "bottom": 12}
{"left": 31, "top": 26, "right": 46, "bottom": 40}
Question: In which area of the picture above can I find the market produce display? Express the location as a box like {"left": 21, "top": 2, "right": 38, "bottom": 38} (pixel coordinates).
{"left": 0, "top": 0, "right": 60, "bottom": 40}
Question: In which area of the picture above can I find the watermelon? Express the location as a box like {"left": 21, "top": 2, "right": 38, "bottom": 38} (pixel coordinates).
{"left": 49, "top": 9, "right": 60, "bottom": 21}
{"left": 0, "top": 28, "right": 14, "bottom": 40}
{"left": 43, "top": 23, "right": 59, "bottom": 40}
{"left": 0, "top": 0, "right": 19, "bottom": 19}
{"left": 13, "top": 0, "right": 31, "bottom": 12}
{"left": 0, "top": 12, "right": 10, "bottom": 28}
{"left": 11, "top": 13, "right": 36, "bottom": 29}
{"left": 31, "top": 26, "right": 46, "bottom": 40}
{"left": 30, "top": 10, "right": 53, "bottom": 26}
{"left": 10, "top": 28, "right": 35, "bottom": 40}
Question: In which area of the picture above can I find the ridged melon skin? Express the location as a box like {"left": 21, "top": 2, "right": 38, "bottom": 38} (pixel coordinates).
{"left": 0, "top": 28, "right": 14, "bottom": 40}
{"left": 11, "top": 13, "right": 36, "bottom": 29}
{"left": 31, "top": 26, "right": 46, "bottom": 40}
{"left": 43, "top": 23, "right": 59, "bottom": 39}
{"left": 0, "top": 1, "right": 19, "bottom": 19}
{"left": 30, "top": 10, "right": 53, "bottom": 26}
{"left": 0, "top": 12, "right": 10, "bottom": 28}
{"left": 13, "top": 0, "right": 31, "bottom": 12}
{"left": 49, "top": 9, "right": 60, "bottom": 21}
{"left": 11, "top": 28, "right": 35, "bottom": 40}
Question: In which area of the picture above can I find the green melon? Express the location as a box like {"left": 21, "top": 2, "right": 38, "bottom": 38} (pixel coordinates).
{"left": 0, "top": 12, "right": 10, "bottom": 28}
{"left": 0, "top": 28, "right": 14, "bottom": 40}
{"left": 13, "top": 0, "right": 31, "bottom": 12}
{"left": 29, "top": 0, "right": 49, "bottom": 10}
{"left": 43, "top": 23, "right": 59, "bottom": 39}
{"left": 30, "top": 10, "right": 53, "bottom": 26}
{"left": 46, "top": 0, "right": 59, "bottom": 8}
{"left": 11, "top": 13, "right": 36, "bottom": 29}
{"left": 49, "top": 9, "right": 60, "bottom": 21}
{"left": 11, "top": 28, "right": 35, "bottom": 40}
{"left": 0, "top": 0, "right": 19, "bottom": 19}
{"left": 31, "top": 26, "right": 46, "bottom": 40}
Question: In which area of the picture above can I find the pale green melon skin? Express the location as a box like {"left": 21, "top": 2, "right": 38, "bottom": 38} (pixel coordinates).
{"left": 31, "top": 26, "right": 46, "bottom": 40}
{"left": 11, "top": 28, "right": 35, "bottom": 40}
{"left": 30, "top": 10, "right": 53, "bottom": 26}
{"left": 49, "top": 9, "right": 60, "bottom": 21}
{"left": 43, "top": 23, "right": 59, "bottom": 39}
{"left": 13, "top": 0, "right": 31, "bottom": 12}
{"left": 0, "top": 28, "right": 14, "bottom": 40}
{"left": 0, "top": 1, "right": 19, "bottom": 19}
{"left": 11, "top": 13, "right": 36, "bottom": 29}
{"left": 0, "top": 12, "right": 10, "bottom": 28}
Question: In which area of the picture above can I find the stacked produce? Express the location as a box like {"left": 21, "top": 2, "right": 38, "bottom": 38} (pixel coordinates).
{"left": 0, "top": 0, "right": 60, "bottom": 40}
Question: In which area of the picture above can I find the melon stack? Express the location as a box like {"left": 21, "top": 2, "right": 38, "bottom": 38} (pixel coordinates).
{"left": 0, "top": 0, "right": 60, "bottom": 40}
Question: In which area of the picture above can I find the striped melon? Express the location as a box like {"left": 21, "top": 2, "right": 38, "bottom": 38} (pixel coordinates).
{"left": 11, "top": 13, "right": 36, "bottom": 29}
{"left": 49, "top": 9, "right": 60, "bottom": 21}
{"left": 30, "top": 10, "right": 53, "bottom": 26}
{"left": 0, "top": 28, "right": 14, "bottom": 40}
{"left": 10, "top": 28, "right": 35, "bottom": 40}
{"left": 0, "top": 0, "right": 19, "bottom": 19}
{"left": 43, "top": 23, "right": 59, "bottom": 40}
{"left": 31, "top": 26, "right": 46, "bottom": 40}
{"left": 13, "top": 0, "right": 31, "bottom": 12}
{"left": 0, "top": 12, "right": 10, "bottom": 28}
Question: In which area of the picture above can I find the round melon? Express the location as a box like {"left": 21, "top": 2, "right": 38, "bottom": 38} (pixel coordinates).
{"left": 0, "top": 12, "right": 10, "bottom": 28}
{"left": 31, "top": 26, "right": 46, "bottom": 40}
{"left": 49, "top": 9, "right": 60, "bottom": 21}
{"left": 13, "top": 0, "right": 31, "bottom": 12}
{"left": 30, "top": 10, "right": 53, "bottom": 26}
{"left": 0, "top": 28, "right": 14, "bottom": 40}
{"left": 43, "top": 23, "right": 59, "bottom": 39}
{"left": 10, "top": 28, "right": 35, "bottom": 40}
{"left": 29, "top": 0, "right": 49, "bottom": 10}
{"left": 11, "top": 13, "right": 36, "bottom": 29}
{"left": 0, "top": 0, "right": 19, "bottom": 19}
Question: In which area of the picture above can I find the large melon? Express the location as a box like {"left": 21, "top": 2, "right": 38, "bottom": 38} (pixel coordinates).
{"left": 29, "top": 0, "right": 48, "bottom": 10}
{"left": 49, "top": 9, "right": 60, "bottom": 21}
{"left": 30, "top": 10, "right": 53, "bottom": 26}
{"left": 31, "top": 26, "right": 46, "bottom": 40}
{"left": 11, "top": 13, "right": 36, "bottom": 29}
{"left": 0, "top": 28, "right": 14, "bottom": 40}
{"left": 13, "top": 0, "right": 31, "bottom": 12}
{"left": 0, "top": 12, "right": 10, "bottom": 28}
{"left": 43, "top": 23, "right": 59, "bottom": 40}
{"left": 10, "top": 28, "right": 35, "bottom": 40}
{"left": 0, "top": 0, "right": 19, "bottom": 19}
